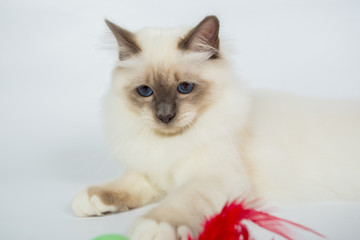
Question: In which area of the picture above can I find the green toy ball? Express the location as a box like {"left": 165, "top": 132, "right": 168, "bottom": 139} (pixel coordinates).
{"left": 92, "top": 234, "right": 130, "bottom": 240}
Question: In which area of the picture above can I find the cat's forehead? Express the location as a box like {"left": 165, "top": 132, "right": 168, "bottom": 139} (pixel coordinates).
{"left": 135, "top": 27, "right": 190, "bottom": 62}
{"left": 142, "top": 65, "right": 195, "bottom": 88}
{"left": 145, "top": 67, "right": 179, "bottom": 85}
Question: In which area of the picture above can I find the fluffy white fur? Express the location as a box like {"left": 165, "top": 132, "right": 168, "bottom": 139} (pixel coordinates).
{"left": 72, "top": 17, "right": 360, "bottom": 240}
{"left": 245, "top": 91, "right": 360, "bottom": 204}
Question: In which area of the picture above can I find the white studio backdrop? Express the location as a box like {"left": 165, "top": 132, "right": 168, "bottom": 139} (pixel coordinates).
{"left": 0, "top": 0, "right": 359, "bottom": 239}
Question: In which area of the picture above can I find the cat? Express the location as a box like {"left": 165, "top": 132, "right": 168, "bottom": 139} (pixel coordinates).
{"left": 72, "top": 16, "right": 360, "bottom": 240}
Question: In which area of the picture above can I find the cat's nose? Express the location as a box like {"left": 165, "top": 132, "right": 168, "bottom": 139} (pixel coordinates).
{"left": 157, "top": 113, "right": 175, "bottom": 124}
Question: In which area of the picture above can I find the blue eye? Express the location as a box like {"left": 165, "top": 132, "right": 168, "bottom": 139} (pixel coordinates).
{"left": 177, "top": 82, "right": 194, "bottom": 94}
{"left": 137, "top": 85, "right": 153, "bottom": 97}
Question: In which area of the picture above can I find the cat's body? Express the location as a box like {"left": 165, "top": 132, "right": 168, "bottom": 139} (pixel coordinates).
{"left": 243, "top": 91, "right": 360, "bottom": 204}
{"left": 72, "top": 16, "right": 360, "bottom": 239}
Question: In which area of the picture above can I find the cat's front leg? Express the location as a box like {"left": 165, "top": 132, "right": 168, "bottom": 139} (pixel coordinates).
{"left": 129, "top": 175, "right": 249, "bottom": 240}
{"left": 72, "top": 171, "right": 164, "bottom": 217}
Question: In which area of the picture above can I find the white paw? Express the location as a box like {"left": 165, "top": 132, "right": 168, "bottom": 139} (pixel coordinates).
{"left": 71, "top": 189, "right": 118, "bottom": 217}
{"left": 129, "top": 218, "right": 192, "bottom": 240}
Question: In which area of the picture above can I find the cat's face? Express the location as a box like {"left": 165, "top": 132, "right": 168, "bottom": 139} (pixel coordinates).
{"left": 107, "top": 16, "right": 222, "bottom": 135}
{"left": 123, "top": 66, "right": 213, "bottom": 135}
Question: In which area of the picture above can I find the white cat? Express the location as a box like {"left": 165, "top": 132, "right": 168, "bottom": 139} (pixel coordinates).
{"left": 72, "top": 16, "right": 360, "bottom": 239}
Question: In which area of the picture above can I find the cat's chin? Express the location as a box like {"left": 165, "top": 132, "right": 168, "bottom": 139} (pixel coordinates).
{"left": 153, "top": 123, "right": 192, "bottom": 137}
{"left": 153, "top": 127, "right": 184, "bottom": 137}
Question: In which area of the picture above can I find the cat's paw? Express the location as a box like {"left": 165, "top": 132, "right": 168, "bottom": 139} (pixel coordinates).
{"left": 129, "top": 218, "right": 193, "bottom": 240}
{"left": 71, "top": 188, "right": 119, "bottom": 217}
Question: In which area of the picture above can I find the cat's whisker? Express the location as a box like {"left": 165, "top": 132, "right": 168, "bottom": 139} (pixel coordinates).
{"left": 130, "top": 124, "right": 152, "bottom": 155}
{"left": 108, "top": 117, "right": 150, "bottom": 156}
{"left": 189, "top": 115, "right": 231, "bottom": 163}
{"left": 113, "top": 116, "right": 148, "bottom": 136}
{"left": 199, "top": 114, "right": 242, "bottom": 156}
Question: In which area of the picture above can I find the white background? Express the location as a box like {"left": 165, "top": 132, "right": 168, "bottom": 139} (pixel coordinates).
{"left": 0, "top": 0, "right": 359, "bottom": 239}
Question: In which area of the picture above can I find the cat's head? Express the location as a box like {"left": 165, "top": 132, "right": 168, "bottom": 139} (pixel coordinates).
{"left": 106, "top": 16, "right": 234, "bottom": 136}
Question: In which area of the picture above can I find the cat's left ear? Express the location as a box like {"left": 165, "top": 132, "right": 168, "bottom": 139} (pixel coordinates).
{"left": 179, "top": 16, "right": 220, "bottom": 58}
{"left": 105, "top": 19, "right": 141, "bottom": 60}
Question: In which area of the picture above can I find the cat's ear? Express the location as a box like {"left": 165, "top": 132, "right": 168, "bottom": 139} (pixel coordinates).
{"left": 179, "top": 16, "right": 220, "bottom": 58}
{"left": 105, "top": 19, "right": 141, "bottom": 60}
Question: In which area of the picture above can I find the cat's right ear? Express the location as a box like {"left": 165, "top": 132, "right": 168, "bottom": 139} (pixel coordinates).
{"left": 105, "top": 19, "right": 141, "bottom": 60}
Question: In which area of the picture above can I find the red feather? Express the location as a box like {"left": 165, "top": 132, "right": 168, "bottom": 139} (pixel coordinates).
{"left": 189, "top": 200, "right": 325, "bottom": 240}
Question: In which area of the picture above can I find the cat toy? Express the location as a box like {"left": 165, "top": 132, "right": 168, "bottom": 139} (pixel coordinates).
{"left": 93, "top": 199, "right": 324, "bottom": 240}
{"left": 93, "top": 234, "right": 129, "bottom": 240}
{"left": 189, "top": 199, "right": 325, "bottom": 240}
